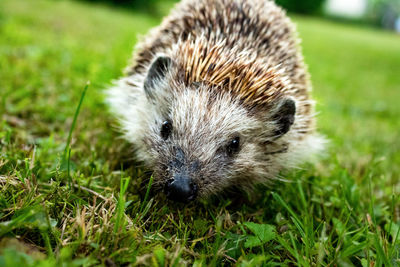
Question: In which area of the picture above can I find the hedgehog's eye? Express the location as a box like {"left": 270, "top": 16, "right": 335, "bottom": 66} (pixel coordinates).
{"left": 161, "top": 120, "right": 172, "bottom": 140}
{"left": 227, "top": 136, "right": 240, "bottom": 156}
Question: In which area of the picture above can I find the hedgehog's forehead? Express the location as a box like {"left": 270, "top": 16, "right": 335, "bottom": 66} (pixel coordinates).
{"left": 170, "top": 88, "right": 258, "bottom": 139}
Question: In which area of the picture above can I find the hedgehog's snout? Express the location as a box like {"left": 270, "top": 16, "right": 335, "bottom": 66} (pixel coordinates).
{"left": 164, "top": 174, "right": 198, "bottom": 203}
{"left": 163, "top": 147, "right": 199, "bottom": 203}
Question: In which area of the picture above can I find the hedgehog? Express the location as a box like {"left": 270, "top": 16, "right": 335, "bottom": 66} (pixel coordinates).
{"left": 107, "top": 0, "right": 324, "bottom": 203}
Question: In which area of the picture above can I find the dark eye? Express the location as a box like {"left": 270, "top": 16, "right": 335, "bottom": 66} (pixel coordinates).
{"left": 161, "top": 120, "right": 172, "bottom": 140}
{"left": 227, "top": 136, "right": 240, "bottom": 156}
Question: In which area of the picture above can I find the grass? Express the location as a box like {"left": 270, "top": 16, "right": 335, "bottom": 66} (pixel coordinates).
{"left": 0, "top": 0, "right": 399, "bottom": 265}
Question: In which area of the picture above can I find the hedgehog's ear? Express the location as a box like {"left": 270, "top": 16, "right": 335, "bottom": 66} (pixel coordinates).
{"left": 270, "top": 98, "right": 296, "bottom": 138}
{"left": 144, "top": 56, "right": 172, "bottom": 100}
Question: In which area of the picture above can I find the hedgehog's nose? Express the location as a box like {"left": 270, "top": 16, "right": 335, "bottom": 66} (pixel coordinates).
{"left": 164, "top": 175, "right": 198, "bottom": 203}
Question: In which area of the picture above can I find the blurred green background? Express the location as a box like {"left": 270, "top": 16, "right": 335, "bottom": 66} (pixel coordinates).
{"left": 0, "top": 0, "right": 399, "bottom": 265}
{"left": 79, "top": 0, "right": 400, "bottom": 30}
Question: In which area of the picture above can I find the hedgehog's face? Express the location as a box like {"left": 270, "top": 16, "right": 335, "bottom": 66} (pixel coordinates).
{"left": 146, "top": 88, "right": 260, "bottom": 202}
{"left": 142, "top": 56, "right": 296, "bottom": 203}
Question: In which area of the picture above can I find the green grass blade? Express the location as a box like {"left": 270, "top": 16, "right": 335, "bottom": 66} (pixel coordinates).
{"left": 63, "top": 82, "right": 89, "bottom": 160}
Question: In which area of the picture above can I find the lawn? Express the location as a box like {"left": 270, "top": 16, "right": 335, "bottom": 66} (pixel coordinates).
{"left": 0, "top": 0, "right": 399, "bottom": 266}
